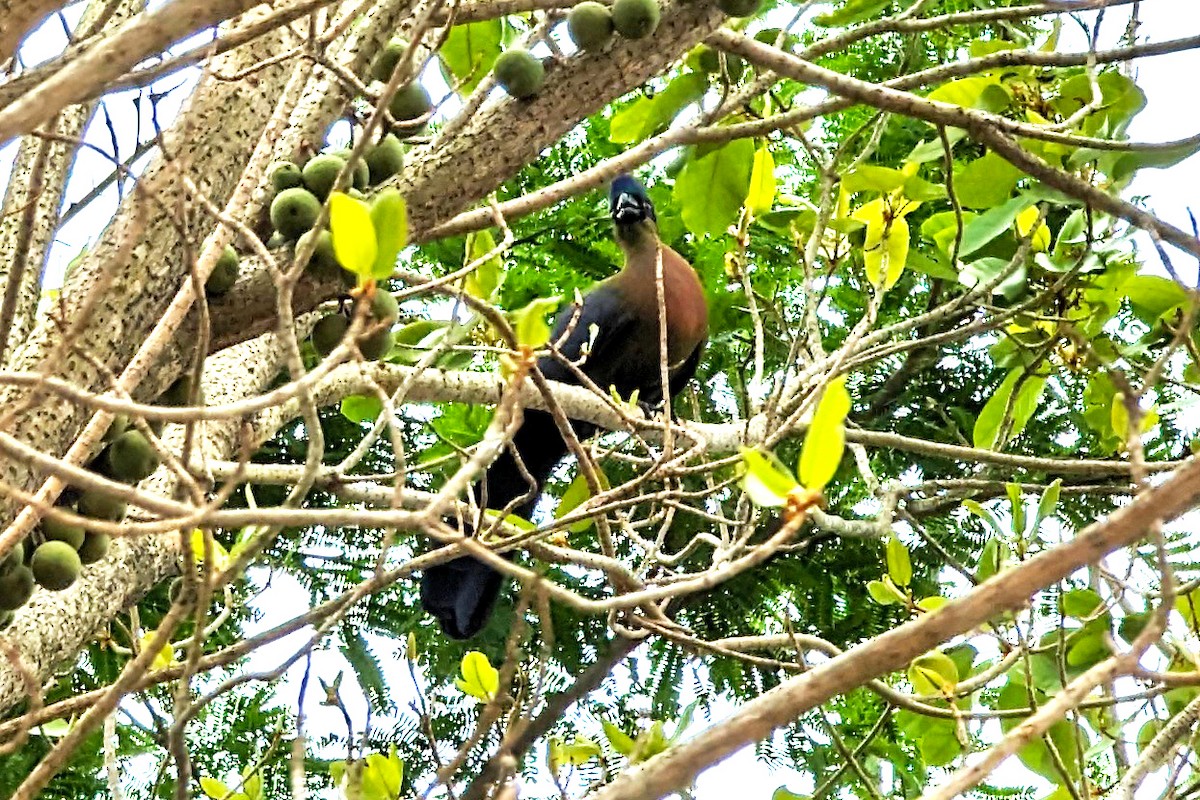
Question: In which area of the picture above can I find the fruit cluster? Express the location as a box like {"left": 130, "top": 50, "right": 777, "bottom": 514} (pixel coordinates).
{"left": 311, "top": 285, "right": 400, "bottom": 361}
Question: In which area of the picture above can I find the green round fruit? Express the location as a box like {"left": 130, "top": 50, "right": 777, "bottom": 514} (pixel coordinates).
{"left": 369, "top": 289, "right": 399, "bottom": 324}
{"left": 77, "top": 533, "right": 111, "bottom": 565}
{"left": 612, "top": 0, "right": 660, "bottom": 39}
{"left": 102, "top": 415, "right": 129, "bottom": 442}
{"left": 105, "top": 430, "right": 159, "bottom": 483}
{"left": 493, "top": 49, "right": 545, "bottom": 99}
{"left": 312, "top": 313, "right": 350, "bottom": 357}
{"left": 357, "top": 327, "right": 394, "bottom": 360}
{"left": 0, "top": 542, "right": 24, "bottom": 576}
{"left": 31, "top": 541, "right": 81, "bottom": 592}
{"left": 370, "top": 38, "right": 407, "bottom": 82}
{"left": 365, "top": 134, "right": 404, "bottom": 184}
{"left": 78, "top": 489, "right": 126, "bottom": 522}
{"left": 389, "top": 82, "right": 432, "bottom": 122}
{"left": 270, "top": 187, "right": 322, "bottom": 240}
{"left": 717, "top": 0, "right": 761, "bottom": 16}
{"left": 568, "top": 2, "right": 615, "bottom": 51}
{"left": 168, "top": 576, "right": 185, "bottom": 604}
{"left": 334, "top": 149, "right": 370, "bottom": 190}
{"left": 297, "top": 229, "right": 339, "bottom": 275}
{"left": 268, "top": 161, "right": 303, "bottom": 191}
{"left": 206, "top": 244, "right": 239, "bottom": 296}
{"left": 0, "top": 610, "right": 13, "bottom": 629}
{"left": 695, "top": 45, "right": 721, "bottom": 73}
{"left": 0, "top": 566, "right": 33, "bottom": 610}
{"left": 302, "top": 154, "right": 347, "bottom": 201}
{"left": 41, "top": 516, "right": 85, "bottom": 550}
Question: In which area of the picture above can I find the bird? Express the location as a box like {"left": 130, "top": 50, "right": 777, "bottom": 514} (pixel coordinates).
{"left": 420, "top": 174, "right": 709, "bottom": 639}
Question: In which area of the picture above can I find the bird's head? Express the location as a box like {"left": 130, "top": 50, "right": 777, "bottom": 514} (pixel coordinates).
{"left": 609, "top": 174, "right": 657, "bottom": 246}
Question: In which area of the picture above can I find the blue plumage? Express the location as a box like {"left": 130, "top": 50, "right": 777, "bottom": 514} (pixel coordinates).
{"left": 609, "top": 173, "right": 656, "bottom": 224}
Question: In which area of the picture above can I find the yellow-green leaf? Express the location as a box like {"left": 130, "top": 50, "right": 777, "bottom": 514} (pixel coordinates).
{"left": 464, "top": 230, "right": 504, "bottom": 300}
{"left": 909, "top": 651, "right": 959, "bottom": 695}
{"left": 798, "top": 375, "right": 850, "bottom": 491}
{"left": 200, "top": 777, "right": 231, "bottom": 800}
{"left": 916, "top": 595, "right": 948, "bottom": 612}
{"left": 601, "top": 719, "right": 636, "bottom": 755}
{"left": 330, "top": 192, "right": 378, "bottom": 278}
{"left": 455, "top": 650, "right": 499, "bottom": 702}
{"left": 867, "top": 577, "right": 906, "bottom": 606}
{"left": 886, "top": 535, "right": 912, "bottom": 587}
{"left": 746, "top": 145, "right": 776, "bottom": 215}
{"left": 739, "top": 446, "right": 799, "bottom": 507}
{"left": 189, "top": 528, "right": 230, "bottom": 570}
{"left": 555, "top": 471, "right": 609, "bottom": 533}
{"left": 369, "top": 189, "right": 407, "bottom": 280}
{"left": 852, "top": 199, "right": 909, "bottom": 290}
{"left": 1015, "top": 205, "right": 1051, "bottom": 252}
{"left": 511, "top": 296, "right": 560, "bottom": 348}
{"left": 140, "top": 631, "right": 176, "bottom": 671}
{"left": 549, "top": 735, "right": 602, "bottom": 772}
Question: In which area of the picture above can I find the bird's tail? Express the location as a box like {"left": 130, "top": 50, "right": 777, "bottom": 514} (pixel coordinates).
{"left": 420, "top": 410, "right": 586, "bottom": 639}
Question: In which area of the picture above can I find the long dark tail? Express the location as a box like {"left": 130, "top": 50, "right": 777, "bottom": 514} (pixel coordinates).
{"left": 420, "top": 410, "right": 586, "bottom": 639}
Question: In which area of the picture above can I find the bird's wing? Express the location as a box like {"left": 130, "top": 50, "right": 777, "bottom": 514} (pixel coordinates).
{"left": 538, "top": 284, "right": 638, "bottom": 387}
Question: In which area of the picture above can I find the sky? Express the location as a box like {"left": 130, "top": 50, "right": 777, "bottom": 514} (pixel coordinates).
{"left": 4, "top": 0, "right": 1200, "bottom": 798}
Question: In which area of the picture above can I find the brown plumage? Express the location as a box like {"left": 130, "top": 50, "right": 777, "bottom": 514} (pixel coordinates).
{"left": 420, "top": 174, "right": 708, "bottom": 639}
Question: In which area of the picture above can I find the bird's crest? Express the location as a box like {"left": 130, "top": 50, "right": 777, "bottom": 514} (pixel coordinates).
{"left": 609, "top": 174, "right": 656, "bottom": 226}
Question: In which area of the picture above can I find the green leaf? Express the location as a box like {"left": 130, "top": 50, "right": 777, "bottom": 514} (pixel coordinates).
{"left": 739, "top": 446, "right": 799, "bottom": 507}
{"left": 798, "top": 375, "right": 850, "bottom": 490}
{"left": 976, "top": 536, "right": 1010, "bottom": 581}
{"left": 440, "top": 20, "right": 504, "bottom": 95}
{"left": 964, "top": 501, "right": 1005, "bottom": 541}
{"left": 867, "top": 577, "right": 907, "bottom": 606}
{"left": 908, "top": 651, "right": 958, "bottom": 695}
{"left": 200, "top": 778, "right": 231, "bottom": 800}
{"left": 814, "top": 0, "right": 889, "bottom": 26}
{"left": 1005, "top": 483, "right": 1026, "bottom": 537}
{"left": 1030, "top": 479, "right": 1061, "bottom": 535}
{"left": 746, "top": 145, "right": 776, "bottom": 215}
{"left": 330, "top": 192, "right": 378, "bottom": 279}
{"left": 464, "top": 230, "right": 504, "bottom": 300}
{"left": 674, "top": 138, "right": 755, "bottom": 237}
{"left": 241, "top": 772, "right": 263, "bottom": 800}
{"left": 958, "top": 256, "right": 1027, "bottom": 301}
{"left": 772, "top": 788, "right": 811, "bottom": 800}
{"left": 1061, "top": 588, "right": 1104, "bottom": 619}
{"left": 341, "top": 394, "right": 383, "bottom": 423}
{"left": 852, "top": 199, "right": 910, "bottom": 290}
{"left": 886, "top": 535, "right": 912, "bottom": 587}
{"left": 361, "top": 749, "right": 403, "bottom": 800}
{"left": 1123, "top": 275, "right": 1188, "bottom": 325}
{"left": 842, "top": 165, "right": 907, "bottom": 194}
{"left": 549, "top": 735, "right": 602, "bottom": 772}
{"left": 555, "top": 471, "right": 609, "bottom": 533}
{"left": 601, "top": 719, "right": 636, "bottom": 756}
{"left": 455, "top": 650, "right": 499, "bottom": 702}
{"left": 958, "top": 196, "right": 1031, "bottom": 258}
{"left": 369, "top": 189, "right": 407, "bottom": 280}
{"left": 972, "top": 368, "right": 1047, "bottom": 450}
{"left": 511, "top": 296, "right": 561, "bottom": 348}
{"left": 953, "top": 151, "right": 1023, "bottom": 209}
{"left": 610, "top": 72, "right": 706, "bottom": 144}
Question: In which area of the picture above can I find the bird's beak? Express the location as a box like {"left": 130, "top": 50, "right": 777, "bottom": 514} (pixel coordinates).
{"left": 612, "top": 192, "right": 641, "bottom": 224}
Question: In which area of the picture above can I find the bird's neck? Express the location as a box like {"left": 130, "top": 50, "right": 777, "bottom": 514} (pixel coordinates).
{"left": 616, "top": 223, "right": 663, "bottom": 277}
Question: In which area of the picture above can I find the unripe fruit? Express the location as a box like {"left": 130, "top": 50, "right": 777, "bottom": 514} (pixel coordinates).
{"left": 0, "top": 567, "right": 33, "bottom": 610}
{"left": 312, "top": 313, "right": 350, "bottom": 357}
{"left": 103, "top": 415, "right": 129, "bottom": 442}
{"left": 41, "top": 517, "right": 85, "bottom": 550}
{"left": 334, "top": 149, "right": 371, "bottom": 190}
{"left": 612, "top": 0, "right": 660, "bottom": 39}
{"left": 297, "top": 229, "right": 339, "bottom": 276}
{"left": 370, "top": 38, "right": 407, "bottom": 82}
{"left": 389, "top": 83, "right": 432, "bottom": 122}
{"left": 365, "top": 134, "right": 404, "bottom": 184}
{"left": 0, "top": 610, "right": 12, "bottom": 629}
{"left": 77, "top": 533, "right": 111, "bottom": 565}
{"left": 717, "top": 0, "right": 761, "bottom": 16}
{"left": 358, "top": 327, "right": 394, "bottom": 360}
{"left": 568, "top": 2, "right": 615, "bottom": 51}
{"left": 161, "top": 374, "right": 193, "bottom": 406}
{"left": 369, "top": 289, "right": 399, "bottom": 324}
{"left": 268, "top": 161, "right": 303, "bottom": 191}
{"left": 105, "top": 430, "right": 159, "bottom": 483}
{"left": 270, "top": 188, "right": 322, "bottom": 240}
{"left": 0, "top": 542, "right": 23, "bottom": 576}
{"left": 206, "top": 244, "right": 239, "bottom": 296}
{"left": 302, "top": 154, "right": 347, "bottom": 201}
{"left": 79, "top": 489, "right": 126, "bottom": 522}
{"left": 494, "top": 49, "right": 545, "bottom": 99}
{"left": 31, "top": 541, "right": 82, "bottom": 592}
